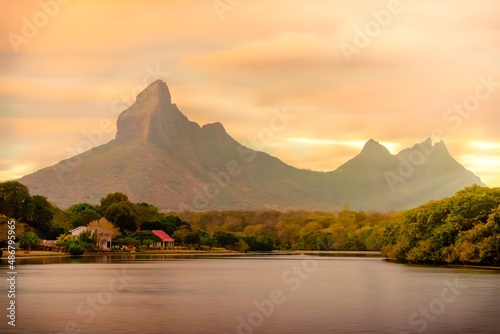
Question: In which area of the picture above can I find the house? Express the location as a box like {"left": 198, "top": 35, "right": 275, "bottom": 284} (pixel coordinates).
{"left": 151, "top": 230, "right": 175, "bottom": 248}
{"left": 70, "top": 226, "right": 113, "bottom": 249}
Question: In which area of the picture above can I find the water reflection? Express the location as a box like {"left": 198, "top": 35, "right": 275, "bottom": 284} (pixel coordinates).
{"left": 0, "top": 255, "right": 498, "bottom": 334}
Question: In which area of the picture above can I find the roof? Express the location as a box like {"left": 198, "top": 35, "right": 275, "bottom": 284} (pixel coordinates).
{"left": 69, "top": 226, "right": 88, "bottom": 233}
{"left": 152, "top": 230, "right": 174, "bottom": 242}
{"left": 69, "top": 226, "right": 114, "bottom": 236}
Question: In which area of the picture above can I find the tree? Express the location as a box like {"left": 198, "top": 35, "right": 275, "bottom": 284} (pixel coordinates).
{"left": 131, "top": 230, "right": 161, "bottom": 246}
{"left": 86, "top": 218, "right": 119, "bottom": 249}
{"left": 381, "top": 186, "right": 500, "bottom": 265}
{"left": 213, "top": 231, "right": 240, "bottom": 249}
{"left": 99, "top": 192, "right": 130, "bottom": 213}
{"left": 299, "top": 221, "right": 323, "bottom": 237}
{"left": 134, "top": 203, "right": 162, "bottom": 227}
{"left": 49, "top": 226, "right": 68, "bottom": 240}
{"left": 200, "top": 235, "right": 217, "bottom": 248}
{"left": 104, "top": 202, "right": 138, "bottom": 232}
{"left": 184, "top": 230, "right": 202, "bottom": 246}
{"left": 52, "top": 209, "right": 72, "bottom": 231}
{"left": 173, "top": 226, "right": 192, "bottom": 246}
{"left": 26, "top": 195, "right": 54, "bottom": 238}
{"left": 68, "top": 241, "right": 85, "bottom": 255}
{"left": 70, "top": 209, "right": 102, "bottom": 228}
{"left": 160, "top": 215, "right": 189, "bottom": 236}
{"left": 67, "top": 203, "right": 100, "bottom": 215}
{"left": 88, "top": 218, "right": 119, "bottom": 236}
{"left": 245, "top": 235, "right": 275, "bottom": 251}
{"left": 141, "top": 220, "right": 164, "bottom": 232}
{"left": 78, "top": 230, "right": 98, "bottom": 251}
{"left": 19, "top": 231, "right": 41, "bottom": 253}
{"left": 0, "top": 181, "right": 31, "bottom": 221}
{"left": 55, "top": 234, "right": 77, "bottom": 250}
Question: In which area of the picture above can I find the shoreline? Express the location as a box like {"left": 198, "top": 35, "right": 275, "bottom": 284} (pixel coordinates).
{"left": 3, "top": 251, "right": 499, "bottom": 269}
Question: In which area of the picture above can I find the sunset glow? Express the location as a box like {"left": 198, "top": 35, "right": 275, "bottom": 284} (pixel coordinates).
{"left": 1, "top": 0, "right": 499, "bottom": 186}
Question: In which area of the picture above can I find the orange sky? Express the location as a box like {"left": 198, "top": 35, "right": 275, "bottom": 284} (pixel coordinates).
{"left": 1, "top": 0, "right": 499, "bottom": 186}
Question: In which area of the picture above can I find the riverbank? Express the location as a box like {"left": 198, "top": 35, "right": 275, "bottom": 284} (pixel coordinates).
{"left": 1, "top": 249, "right": 383, "bottom": 259}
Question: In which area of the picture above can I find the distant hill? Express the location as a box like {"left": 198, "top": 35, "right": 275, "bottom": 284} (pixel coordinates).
{"left": 19, "top": 80, "right": 484, "bottom": 211}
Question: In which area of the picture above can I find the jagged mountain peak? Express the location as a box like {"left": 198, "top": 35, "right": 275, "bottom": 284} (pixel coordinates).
{"left": 115, "top": 80, "right": 191, "bottom": 144}
{"left": 398, "top": 138, "right": 451, "bottom": 159}
{"left": 17, "top": 81, "right": 485, "bottom": 211}
{"left": 136, "top": 79, "right": 171, "bottom": 104}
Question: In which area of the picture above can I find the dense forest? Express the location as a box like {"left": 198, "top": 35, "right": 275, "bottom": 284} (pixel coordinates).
{"left": 1, "top": 181, "right": 499, "bottom": 265}
{"left": 0, "top": 181, "right": 397, "bottom": 252}
{"left": 381, "top": 185, "right": 500, "bottom": 266}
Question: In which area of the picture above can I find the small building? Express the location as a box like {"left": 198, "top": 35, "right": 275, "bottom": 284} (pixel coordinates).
{"left": 70, "top": 226, "right": 113, "bottom": 249}
{"left": 151, "top": 230, "right": 175, "bottom": 248}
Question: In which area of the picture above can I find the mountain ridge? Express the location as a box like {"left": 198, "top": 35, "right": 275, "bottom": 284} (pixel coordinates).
{"left": 18, "top": 80, "right": 484, "bottom": 212}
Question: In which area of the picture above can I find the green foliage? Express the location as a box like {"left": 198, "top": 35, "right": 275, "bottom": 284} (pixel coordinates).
{"left": 18, "top": 231, "right": 41, "bottom": 253}
{"left": 70, "top": 209, "right": 102, "bottom": 228}
{"left": 26, "top": 195, "right": 54, "bottom": 236}
{"left": 123, "top": 236, "right": 141, "bottom": 248}
{"left": 131, "top": 230, "right": 161, "bottom": 245}
{"left": 245, "top": 235, "right": 274, "bottom": 251}
{"left": 0, "top": 181, "right": 31, "bottom": 220}
{"left": 78, "top": 230, "right": 98, "bottom": 251}
{"left": 68, "top": 241, "right": 85, "bottom": 255}
{"left": 213, "top": 231, "right": 240, "bottom": 249}
{"left": 56, "top": 234, "right": 77, "bottom": 251}
{"left": 100, "top": 192, "right": 130, "bottom": 213}
{"left": 49, "top": 226, "right": 68, "bottom": 239}
{"left": 381, "top": 186, "right": 500, "bottom": 265}
{"left": 104, "top": 202, "right": 138, "bottom": 232}
{"left": 67, "top": 203, "right": 100, "bottom": 215}
{"left": 134, "top": 202, "right": 162, "bottom": 227}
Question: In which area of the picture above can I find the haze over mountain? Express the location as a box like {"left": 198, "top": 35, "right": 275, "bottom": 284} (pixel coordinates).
{"left": 19, "top": 80, "right": 484, "bottom": 212}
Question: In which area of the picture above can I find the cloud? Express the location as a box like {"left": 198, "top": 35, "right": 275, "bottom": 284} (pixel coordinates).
{"left": 1, "top": 0, "right": 499, "bottom": 186}
{"left": 186, "top": 33, "right": 341, "bottom": 72}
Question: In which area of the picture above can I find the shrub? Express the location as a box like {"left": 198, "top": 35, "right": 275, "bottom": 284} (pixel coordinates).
{"left": 68, "top": 241, "right": 85, "bottom": 256}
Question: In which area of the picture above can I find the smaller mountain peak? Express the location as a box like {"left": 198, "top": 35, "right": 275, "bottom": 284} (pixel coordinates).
{"left": 202, "top": 122, "right": 226, "bottom": 132}
{"left": 201, "top": 122, "right": 230, "bottom": 140}
{"left": 414, "top": 138, "right": 449, "bottom": 153}
{"left": 364, "top": 138, "right": 379, "bottom": 147}
{"left": 357, "top": 139, "right": 393, "bottom": 161}
{"left": 361, "top": 139, "right": 391, "bottom": 154}
{"left": 136, "top": 79, "right": 171, "bottom": 104}
{"left": 422, "top": 137, "right": 432, "bottom": 145}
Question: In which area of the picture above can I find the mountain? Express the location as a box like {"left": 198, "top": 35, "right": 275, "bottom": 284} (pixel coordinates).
{"left": 18, "top": 80, "right": 484, "bottom": 211}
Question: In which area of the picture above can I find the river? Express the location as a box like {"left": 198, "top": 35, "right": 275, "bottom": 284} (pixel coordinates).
{"left": 1, "top": 254, "right": 499, "bottom": 333}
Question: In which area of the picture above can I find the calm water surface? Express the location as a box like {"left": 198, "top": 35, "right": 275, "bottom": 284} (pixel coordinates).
{"left": 1, "top": 255, "right": 499, "bottom": 334}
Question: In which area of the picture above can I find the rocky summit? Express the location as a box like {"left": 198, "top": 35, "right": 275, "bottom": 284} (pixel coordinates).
{"left": 19, "top": 80, "right": 484, "bottom": 211}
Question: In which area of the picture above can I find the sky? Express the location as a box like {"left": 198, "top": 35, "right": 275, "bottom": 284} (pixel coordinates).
{"left": 1, "top": 0, "right": 499, "bottom": 186}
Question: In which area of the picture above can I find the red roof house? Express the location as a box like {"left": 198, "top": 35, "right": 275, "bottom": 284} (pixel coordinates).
{"left": 152, "top": 230, "right": 175, "bottom": 247}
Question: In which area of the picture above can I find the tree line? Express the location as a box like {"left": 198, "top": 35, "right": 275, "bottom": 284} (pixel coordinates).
{"left": 2, "top": 180, "right": 498, "bottom": 265}
{"left": 380, "top": 185, "right": 500, "bottom": 265}
{"left": 0, "top": 181, "right": 398, "bottom": 253}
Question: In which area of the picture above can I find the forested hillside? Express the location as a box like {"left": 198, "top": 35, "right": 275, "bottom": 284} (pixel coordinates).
{"left": 381, "top": 185, "right": 500, "bottom": 265}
